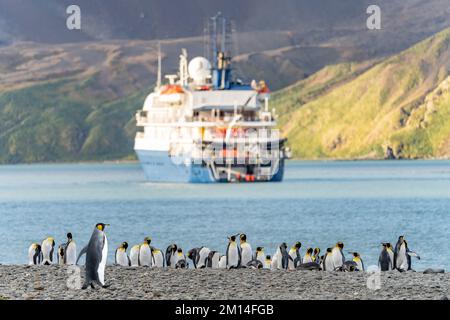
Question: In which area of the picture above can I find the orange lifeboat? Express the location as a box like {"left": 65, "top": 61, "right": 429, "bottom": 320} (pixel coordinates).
{"left": 160, "top": 85, "right": 184, "bottom": 95}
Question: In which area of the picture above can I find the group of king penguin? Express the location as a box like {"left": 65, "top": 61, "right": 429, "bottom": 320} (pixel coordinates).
{"left": 28, "top": 233, "right": 77, "bottom": 266}
{"left": 28, "top": 223, "right": 421, "bottom": 289}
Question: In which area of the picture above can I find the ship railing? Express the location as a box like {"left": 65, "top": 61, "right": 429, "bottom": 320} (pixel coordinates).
{"left": 136, "top": 109, "right": 182, "bottom": 125}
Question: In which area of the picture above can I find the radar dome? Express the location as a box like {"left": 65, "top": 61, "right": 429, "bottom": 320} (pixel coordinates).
{"left": 188, "top": 57, "right": 211, "bottom": 84}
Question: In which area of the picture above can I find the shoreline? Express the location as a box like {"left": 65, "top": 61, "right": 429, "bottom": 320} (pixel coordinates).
{"left": 1, "top": 158, "right": 450, "bottom": 167}
{"left": 0, "top": 265, "right": 448, "bottom": 300}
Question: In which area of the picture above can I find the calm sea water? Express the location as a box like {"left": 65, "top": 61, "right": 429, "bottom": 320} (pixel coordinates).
{"left": 0, "top": 160, "right": 449, "bottom": 270}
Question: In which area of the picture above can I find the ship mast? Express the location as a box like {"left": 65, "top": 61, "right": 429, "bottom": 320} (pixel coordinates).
{"left": 156, "top": 41, "right": 162, "bottom": 89}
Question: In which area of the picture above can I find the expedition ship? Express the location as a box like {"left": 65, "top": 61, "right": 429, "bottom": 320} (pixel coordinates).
{"left": 134, "top": 14, "right": 289, "bottom": 183}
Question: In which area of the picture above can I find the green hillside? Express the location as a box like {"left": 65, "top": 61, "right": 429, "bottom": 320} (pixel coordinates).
{"left": 0, "top": 77, "right": 145, "bottom": 163}
{"left": 273, "top": 27, "right": 450, "bottom": 159}
{"left": 1, "top": 27, "right": 450, "bottom": 164}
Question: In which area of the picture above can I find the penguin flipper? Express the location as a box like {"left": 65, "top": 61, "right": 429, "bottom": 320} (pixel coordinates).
{"left": 407, "top": 251, "right": 420, "bottom": 260}
{"left": 76, "top": 245, "right": 88, "bottom": 265}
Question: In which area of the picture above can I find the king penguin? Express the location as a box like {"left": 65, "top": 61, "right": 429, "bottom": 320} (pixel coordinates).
{"left": 151, "top": 247, "right": 165, "bottom": 268}
{"left": 378, "top": 243, "right": 393, "bottom": 271}
{"left": 139, "top": 237, "right": 153, "bottom": 267}
{"left": 28, "top": 243, "right": 42, "bottom": 265}
{"left": 264, "top": 255, "right": 272, "bottom": 269}
{"left": 165, "top": 244, "right": 178, "bottom": 268}
{"left": 239, "top": 234, "right": 253, "bottom": 267}
{"left": 129, "top": 244, "right": 140, "bottom": 266}
{"left": 288, "top": 242, "right": 302, "bottom": 268}
{"left": 115, "top": 242, "right": 130, "bottom": 266}
{"left": 57, "top": 244, "right": 65, "bottom": 265}
{"left": 349, "top": 252, "right": 364, "bottom": 271}
{"left": 331, "top": 242, "right": 345, "bottom": 270}
{"left": 313, "top": 248, "right": 321, "bottom": 264}
{"left": 206, "top": 251, "right": 221, "bottom": 268}
{"left": 274, "top": 242, "right": 290, "bottom": 269}
{"left": 41, "top": 237, "right": 55, "bottom": 265}
{"left": 254, "top": 247, "right": 265, "bottom": 265}
{"left": 302, "top": 248, "right": 314, "bottom": 264}
{"left": 197, "top": 247, "right": 211, "bottom": 268}
{"left": 64, "top": 233, "right": 77, "bottom": 265}
{"left": 272, "top": 243, "right": 283, "bottom": 269}
{"left": 322, "top": 248, "right": 334, "bottom": 271}
{"left": 76, "top": 223, "right": 109, "bottom": 289}
{"left": 394, "top": 236, "right": 420, "bottom": 272}
{"left": 174, "top": 248, "right": 187, "bottom": 268}
{"left": 218, "top": 255, "right": 227, "bottom": 269}
{"left": 226, "top": 234, "right": 241, "bottom": 269}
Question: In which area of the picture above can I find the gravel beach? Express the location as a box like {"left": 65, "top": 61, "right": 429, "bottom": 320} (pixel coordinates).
{"left": 0, "top": 265, "right": 448, "bottom": 300}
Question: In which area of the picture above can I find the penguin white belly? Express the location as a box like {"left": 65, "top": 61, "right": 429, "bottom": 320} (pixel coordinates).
{"left": 152, "top": 251, "right": 164, "bottom": 268}
{"left": 303, "top": 255, "right": 313, "bottom": 264}
{"left": 240, "top": 243, "right": 252, "bottom": 267}
{"left": 227, "top": 243, "right": 239, "bottom": 268}
{"left": 331, "top": 248, "right": 344, "bottom": 269}
{"left": 28, "top": 245, "right": 36, "bottom": 265}
{"left": 116, "top": 250, "right": 129, "bottom": 266}
{"left": 65, "top": 242, "right": 77, "bottom": 265}
{"left": 397, "top": 246, "right": 407, "bottom": 270}
{"left": 130, "top": 246, "right": 140, "bottom": 266}
{"left": 210, "top": 252, "right": 220, "bottom": 268}
{"left": 264, "top": 259, "right": 271, "bottom": 269}
{"left": 172, "top": 253, "right": 180, "bottom": 267}
{"left": 387, "top": 251, "right": 394, "bottom": 270}
{"left": 218, "top": 255, "right": 227, "bottom": 269}
{"left": 355, "top": 260, "right": 363, "bottom": 271}
{"left": 256, "top": 252, "right": 265, "bottom": 265}
{"left": 139, "top": 245, "right": 152, "bottom": 266}
{"left": 288, "top": 258, "right": 295, "bottom": 270}
{"left": 324, "top": 256, "right": 334, "bottom": 271}
{"left": 97, "top": 235, "right": 108, "bottom": 285}
{"left": 197, "top": 247, "right": 211, "bottom": 268}
{"left": 273, "top": 248, "right": 282, "bottom": 269}
{"left": 41, "top": 240, "right": 54, "bottom": 265}
{"left": 271, "top": 255, "right": 278, "bottom": 270}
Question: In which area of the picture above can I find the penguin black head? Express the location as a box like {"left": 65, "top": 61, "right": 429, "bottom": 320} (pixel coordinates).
{"left": 266, "top": 255, "right": 271, "bottom": 260}
{"left": 256, "top": 247, "right": 264, "bottom": 252}
{"left": 144, "top": 237, "right": 151, "bottom": 245}
{"left": 326, "top": 248, "right": 332, "bottom": 253}
{"left": 314, "top": 248, "right": 320, "bottom": 255}
{"left": 336, "top": 242, "right": 344, "bottom": 249}
{"left": 177, "top": 248, "right": 183, "bottom": 254}
{"left": 58, "top": 246, "right": 65, "bottom": 256}
{"left": 122, "top": 242, "right": 129, "bottom": 250}
{"left": 229, "top": 235, "right": 237, "bottom": 242}
{"left": 240, "top": 234, "right": 247, "bottom": 242}
{"left": 351, "top": 252, "right": 360, "bottom": 258}
{"left": 187, "top": 248, "right": 197, "bottom": 259}
{"left": 307, "top": 248, "right": 313, "bottom": 255}
{"left": 96, "top": 223, "right": 109, "bottom": 231}
{"left": 295, "top": 242, "right": 302, "bottom": 249}
{"left": 67, "top": 233, "right": 73, "bottom": 240}
{"left": 169, "top": 244, "right": 178, "bottom": 254}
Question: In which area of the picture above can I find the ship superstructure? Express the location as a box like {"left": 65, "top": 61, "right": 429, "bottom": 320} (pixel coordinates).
{"left": 134, "top": 14, "right": 288, "bottom": 183}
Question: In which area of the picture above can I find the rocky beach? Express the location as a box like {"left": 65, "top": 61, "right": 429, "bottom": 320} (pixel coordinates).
{"left": 0, "top": 265, "right": 448, "bottom": 300}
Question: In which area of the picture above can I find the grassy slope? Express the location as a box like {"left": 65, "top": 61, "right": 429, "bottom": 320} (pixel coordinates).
{"left": 273, "top": 27, "right": 450, "bottom": 159}
{"left": 0, "top": 77, "right": 145, "bottom": 163}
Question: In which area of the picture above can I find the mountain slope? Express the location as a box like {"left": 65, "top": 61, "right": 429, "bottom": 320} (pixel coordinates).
{"left": 274, "top": 27, "right": 450, "bottom": 159}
